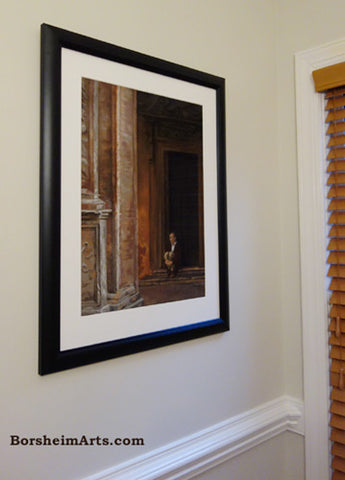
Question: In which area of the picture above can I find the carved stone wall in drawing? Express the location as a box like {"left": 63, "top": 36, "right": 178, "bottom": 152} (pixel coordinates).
{"left": 137, "top": 116, "right": 152, "bottom": 279}
{"left": 81, "top": 79, "right": 110, "bottom": 315}
{"left": 107, "top": 86, "right": 142, "bottom": 309}
{"left": 81, "top": 79, "right": 142, "bottom": 315}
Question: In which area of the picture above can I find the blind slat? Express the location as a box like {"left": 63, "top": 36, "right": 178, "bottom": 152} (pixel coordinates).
{"left": 329, "top": 319, "right": 345, "bottom": 333}
{"left": 333, "top": 442, "right": 345, "bottom": 459}
{"left": 331, "top": 402, "right": 345, "bottom": 418}
{"left": 328, "top": 199, "right": 345, "bottom": 211}
{"left": 331, "top": 306, "right": 345, "bottom": 318}
{"left": 333, "top": 456, "right": 345, "bottom": 474}
{"left": 332, "top": 415, "right": 345, "bottom": 431}
{"left": 328, "top": 239, "right": 345, "bottom": 251}
{"left": 332, "top": 388, "right": 345, "bottom": 403}
{"left": 328, "top": 136, "right": 345, "bottom": 148}
{"left": 328, "top": 174, "right": 345, "bottom": 186}
{"left": 327, "top": 122, "right": 345, "bottom": 135}
{"left": 330, "top": 292, "right": 345, "bottom": 306}
{"left": 330, "top": 227, "right": 345, "bottom": 238}
{"left": 331, "top": 372, "right": 345, "bottom": 386}
{"left": 329, "top": 332, "right": 345, "bottom": 345}
{"left": 328, "top": 252, "right": 345, "bottom": 266}
{"left": 329, "top": 212, "right": 345, "bottom": 225}
{"left": 327, "top": 110, "right": 345, "bottom": 123}
{"left": 333, "top": 470, "right": 345, "bottom": 480}
{"left": 328, "top": 265, "right": 345, "bottom": 278}
{"left": 328, "top": 148, "right": 345, "bottom": 160}
{"left": 327, "top": 87, "right": 345, "bottom": 99}
{"left": 331, "top": 427, "right": 345, "bottom": 445}
{"left": 329, "top": 186, "right": 345, "bottom": 199}
{"left": 331, "top": 359, "right": 345, "bottom": 373}
{"left": 326, "top": 97, "right": 345, "bottom": 110}
{"left": 328, "top": 161, "right": 345, "bottom": 173}
{"left": 330, "top": 279, "right": 345, "bottom": 292}
{"left": 330, "top": 346, "right": 345, "bottom": 361}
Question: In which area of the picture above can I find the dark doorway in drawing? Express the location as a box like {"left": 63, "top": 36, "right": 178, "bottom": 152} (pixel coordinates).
{"left": 166, "top": 151, "right": 201, "bottom": 268}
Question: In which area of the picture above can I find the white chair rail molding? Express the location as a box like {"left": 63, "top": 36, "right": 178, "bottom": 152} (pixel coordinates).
{"left": 83, "top": 396, "right": 304, "bottom": 480}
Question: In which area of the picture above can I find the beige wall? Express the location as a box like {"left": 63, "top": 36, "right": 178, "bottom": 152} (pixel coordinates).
{"left": 0, "top": 0, "right": 308, "bottom": 479}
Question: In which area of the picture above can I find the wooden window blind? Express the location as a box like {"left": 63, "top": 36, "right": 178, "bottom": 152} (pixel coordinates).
{"left": 313, "top": 62, "right": 345, "bottom": 480}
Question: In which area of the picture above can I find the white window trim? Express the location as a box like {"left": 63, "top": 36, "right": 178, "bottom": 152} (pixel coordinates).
{"left": 295, "top": 39, "right": 345, "bottom": 480}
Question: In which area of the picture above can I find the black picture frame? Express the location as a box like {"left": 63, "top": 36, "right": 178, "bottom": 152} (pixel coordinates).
{"left": 39, "top": 23, "right": 229, "bottom": 375}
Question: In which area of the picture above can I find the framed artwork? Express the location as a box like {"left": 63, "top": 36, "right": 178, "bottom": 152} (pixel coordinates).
{"left": 39, "top": 23, "right": 229, "bottom": 374}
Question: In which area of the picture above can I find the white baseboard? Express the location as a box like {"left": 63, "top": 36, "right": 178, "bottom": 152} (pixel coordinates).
{"left": 84, "top": 395, "right": 304, "bottom": 480}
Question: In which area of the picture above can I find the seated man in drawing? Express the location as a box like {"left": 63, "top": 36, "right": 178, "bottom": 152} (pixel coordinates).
{"left": 164, "top": 232, "right": 181, "bottom": 277}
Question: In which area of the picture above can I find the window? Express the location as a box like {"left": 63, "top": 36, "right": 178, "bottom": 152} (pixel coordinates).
{"left": 313, "top": 62, "right": 345, "bottom": 480}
